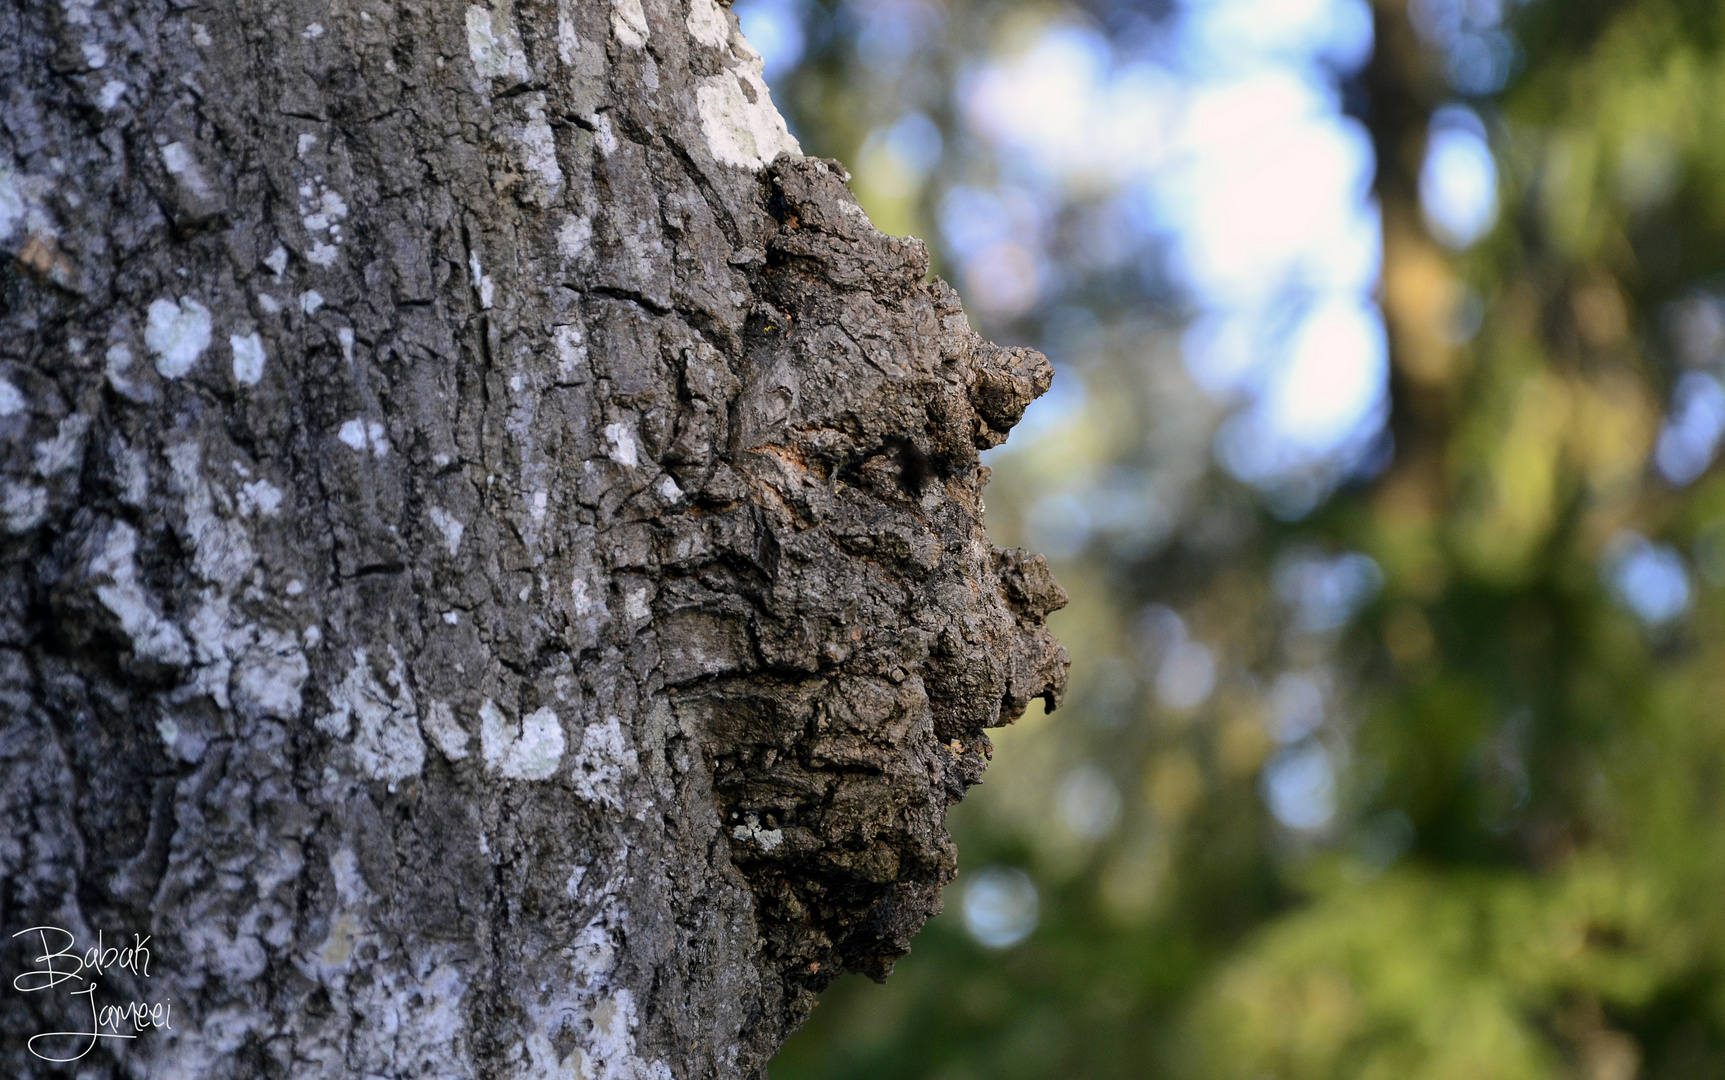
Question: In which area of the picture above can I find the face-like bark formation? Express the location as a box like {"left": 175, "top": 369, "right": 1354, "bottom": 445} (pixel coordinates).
{"left": 0, "top": 2, "right": 1065, "bottom": 1078}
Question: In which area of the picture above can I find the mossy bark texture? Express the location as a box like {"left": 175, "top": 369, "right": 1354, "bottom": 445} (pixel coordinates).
{"left": 0, "top": 1, "right": 1065, "bottom": 1076}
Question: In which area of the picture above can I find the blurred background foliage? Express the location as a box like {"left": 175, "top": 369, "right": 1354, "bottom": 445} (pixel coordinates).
{"left": 750, "top": 0, "right": 1725, "bottom": 1077}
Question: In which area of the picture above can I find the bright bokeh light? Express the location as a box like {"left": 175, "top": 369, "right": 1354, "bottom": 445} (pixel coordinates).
{"left": 1274, "top": 548, "right": 1384, "bottom": 632}
{"left": 1668, "top": 293, "right": 1725, "bottom": 366}
{"left": 1026, "top": 491, "right": 1092, "bottom": 560}
{"left": 1164, "top": 0, "right": 1386, "bottom": 496}
{"left": 950, "top": 0, "right": 1390, "bottom": 500}
{"left": 1655, "top": 371, "right": 1725, "bottom": 486}
{"left": 734, "top": 0, "right": 809, "bottom": 79}
{"left": 1259, "top": 298, "right": 1388, "bottom": 452}
{"left": 962, "top": 25, "right": 1178, "bottom": 188}
{"left": 1409, "top": 0, "right": 1518, "bottom": 95}
{"left": 963, "top": 866, "right": 1040, "bottom": 949}
{"left": 1607, "top": 534, "right": 1692, "bottom": 625}
{"left": 1270, "top": 671, "right": 1327, "bottom": 743}
{"left": 1157, "top": 639, "right": 1217, "bottom": 711}
{"left": 746, "top": 0, "right": 1395, "bottom": 504}
{"left": 940, "top": 186, "right": 1050, "bottom": 319}
{"left": 1134, "top": 604, "right": 1220, "bottom": 711}
{"left": 1420, "top": 106, "right": 1499, "bottom": 248}
{"left": 1263, "top": 742, "right": 1338, "bottom": 830}
{"left": 1214, "top": 298, "right": 1389, "bottom": 480}
{"left": 849, "top": 0, "right": 946, "bottom": 76}
{"left": 1058, "top": 764, "right": 1124, "bottom": 840}
{"left": 1158, "top": 71, "right": 1378, "bottom": 306}
{"left": 1178, "top": 0, "right": 1373, "bottom": 71}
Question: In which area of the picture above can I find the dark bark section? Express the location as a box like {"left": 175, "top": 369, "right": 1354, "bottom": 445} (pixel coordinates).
{"left": 0, "top": 1, "right": 1063, "bottom": 1078}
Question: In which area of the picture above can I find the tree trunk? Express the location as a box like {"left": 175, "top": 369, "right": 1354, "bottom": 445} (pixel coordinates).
{"left": 0, "top": 1, "right": 1065, "bottom": 1077}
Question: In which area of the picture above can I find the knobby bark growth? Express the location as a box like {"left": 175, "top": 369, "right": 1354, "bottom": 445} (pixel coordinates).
{"left": 0, "top": 1, "right": 1066, "bottom": 1077}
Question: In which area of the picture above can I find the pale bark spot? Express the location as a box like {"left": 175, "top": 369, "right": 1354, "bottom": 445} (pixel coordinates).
{"left": 465, "top": 4, "right": 528, "bottom": 81}
{"left": 237, "top": 479, "right": 282, "bottom": 517}
{"left": 695, "top": 68, "right": 800, "bottom": 170}
{"left": 469, "top": 250, "right": 495, "bottom": 308}
{"left": 557, "top": 1, "right": 581, "bottom": 63}
{"left": 612, "top": 0, "right": 649, "bottom": 48}
{"left": 479, "top": 700, "right": 567, "bottom": 780}
{"left": 429, "top": 506, "right": 466, "bottom": 555}
{"left": 33, "top": 414, "right": 88, "bottom": 476}
{"left": 570, "top": 715, "right": 635, "bottom": 809}
{"left": 555, "top": 322, "right": 588, "bottom": 378}
{"left": 514, "top": 95, "right": 564, "bottom": 203}
{"left": 687, "top": 0, "right": 729, "bottom": 49}
{"left": 558, "top": 215, "right": 593, "bottom": 259}
{"left": 425, "top": 701, "right": 472, "bottom": 761}
{"left": 145, "top": 296, "right": 212, "bottom": 378}
{"left": 594, "top": 113, "right": 619, "bottom": 156}
{"left": 160, "top": 142, "right": 212, "bottom": 200}
{"left": 604, "top": 422, "right": 639, "bottom": 466}
{"left": 318, "top": 647, "right": 426, "bottom": 782}
{"left": 230, "top": 332, "right": 266, "bottom": 385}
{"left": 90, "top": 521, "right": 191, "bottom": 666}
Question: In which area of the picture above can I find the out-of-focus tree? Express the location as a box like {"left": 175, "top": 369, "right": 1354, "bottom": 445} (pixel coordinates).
{"left": 765, "top": 0, "right": 1725, "bottom": 1077}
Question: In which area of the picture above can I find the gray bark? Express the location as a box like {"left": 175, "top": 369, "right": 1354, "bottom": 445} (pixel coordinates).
{"left": 0, "top": 1, "right": 1066, "bottom": 1077}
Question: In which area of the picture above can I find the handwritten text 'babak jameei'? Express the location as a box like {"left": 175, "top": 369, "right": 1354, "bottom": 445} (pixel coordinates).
{"left": 11, "top": 926, "right": 172, "bottom": 1062}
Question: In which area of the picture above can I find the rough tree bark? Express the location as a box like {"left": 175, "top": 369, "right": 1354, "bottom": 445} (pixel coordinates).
{"left": 0, "top": 0, "right": 1066, "bottom": 1077}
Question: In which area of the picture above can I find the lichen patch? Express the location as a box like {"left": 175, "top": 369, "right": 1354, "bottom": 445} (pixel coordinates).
{"left": 297, "top": 178, "right": 348, "bottom": 266}
{"left": 428, "top": 506, "right": 466, "bottom": 556}
{"left": 230, "top": 332, "right": 266, "bottom": 385}
{"left": 570, "top": 715, "right": 635, "bottom": 809}
{"left": 687, "top": 0, "right": 729, "bottom": 48}
{"left": 479, "top": 700, "right": 567, "bottom": 780}
{"left": 424, "top": 701, "right": 472, "bottom": 761}
{"left": 612, "top": 0, "right": 649, "bottom": 48}
{"left": 234, "top": 628, "right": 310, "bottom": 721}
{"left": 236, "top": 479, "right": 283, "bottom": 517}
{"left": 318, "top": 647, "right": 427, "bottom": 782}
{"left": 145, "top": 296, "right": 213, "bottom": 378}
{"left": 469, "top": 250, "right": 495, "bottom": 308}
{"left": 515, "top": 95, "right": 564, "bottom": 203}
{"left": 337, "top": 418, "right": 389, "bottom": 457}
{"left": 694, "top": 68, "right": 801, "bottom": 170}
{"left": 466, "top": 3, "right": 528, "bottom": 82}
{"left": 33, "top": 415, "right": 89, "bottom": 476}
{"left": 603, "top": 422, "right": 639, "bottom": 466}
{"left": 89, "top": 521, "right": 191, "bottom": 668}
